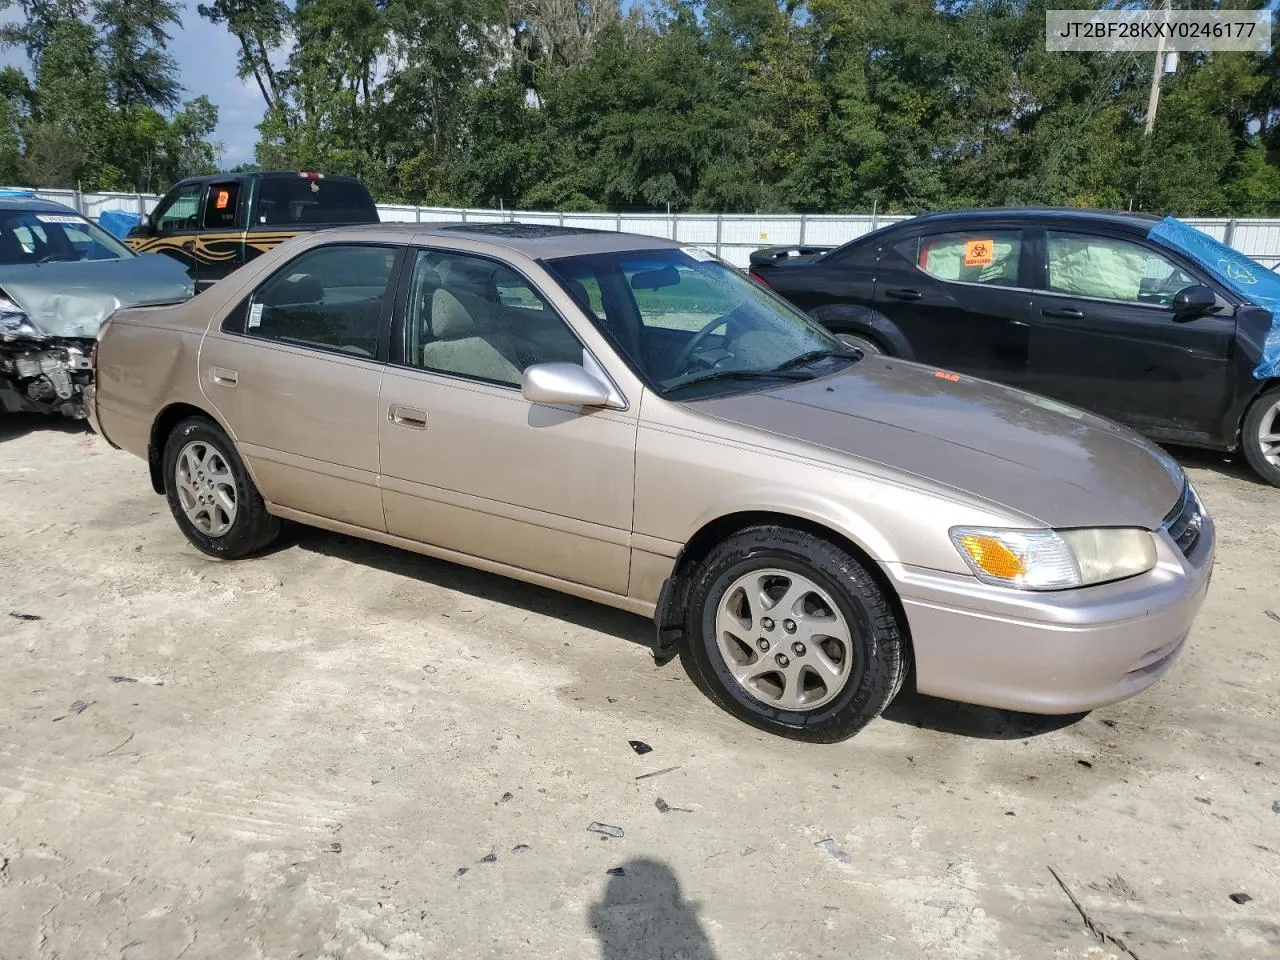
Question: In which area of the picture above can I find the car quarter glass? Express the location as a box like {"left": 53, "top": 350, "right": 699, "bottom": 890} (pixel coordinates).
{"left": 1044, "top": 232, "right": 1197, "bottom": 306}
{"left": 400, "top": 248, "right": 585, "bottom": 386}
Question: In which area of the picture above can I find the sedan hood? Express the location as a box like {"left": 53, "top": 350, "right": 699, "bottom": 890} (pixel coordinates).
{"left": 693, "top": 358, "right": 1185, "bottom": 529}
{"left": 0, "top": 254, "right": 193, "bottom": 338}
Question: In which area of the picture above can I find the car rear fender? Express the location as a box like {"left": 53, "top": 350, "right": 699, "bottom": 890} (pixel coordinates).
{"left": 807, "top": 303, "right": 913, "bottom": 359}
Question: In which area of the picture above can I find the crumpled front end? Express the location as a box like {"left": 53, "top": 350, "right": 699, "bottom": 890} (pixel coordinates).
{"left": 0, "top": 299, "right": 96, "bottom": 417}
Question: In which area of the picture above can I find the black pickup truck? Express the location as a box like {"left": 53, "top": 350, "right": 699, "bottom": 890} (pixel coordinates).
{"left": 126, "top": 171, "right": 379, "bottom": 289}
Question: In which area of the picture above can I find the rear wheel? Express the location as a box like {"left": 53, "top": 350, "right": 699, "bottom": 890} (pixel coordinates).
{"left": 1241, "top": 388, "right": 1280, "bottom": 487}
{"left": 162, "top": 416, "right": 280, "bottom": 558}
{"left": 682, "top": 525, "right": 908, "bottom": 742}
{"left": 834, "top": 332, "right": 884, "bottom": 356}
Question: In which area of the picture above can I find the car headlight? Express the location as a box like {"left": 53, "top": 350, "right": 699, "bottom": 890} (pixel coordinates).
{"left": 0, "top": 298, "right": 42, "bottom": 342}
{"left": 950, "top": 526, "right": 1157, "bottom": 590}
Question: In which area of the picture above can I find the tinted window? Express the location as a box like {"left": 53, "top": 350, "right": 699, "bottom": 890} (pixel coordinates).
{"left": 254, "top": 177, "right": 377, "bottom": 227}
{"left": 202, "top": 182, "right": 241, "bottom": 230}
{"left": 1045, "top": 232, "right": 1197, "bottom": 306}
{"left": 0, "top": 211, "right": 132, "bottom": 264}
{"left": 154, "top": 183, "right": 204, "bottom": 232}
{"left": 403, "top": 249, "right": 583, "bottom": 387}
{"left": 246, "top": 244, "right": 396, "bottom": 357}
{"left": 902, "top": 231, "right": 1022, "bottom": 287}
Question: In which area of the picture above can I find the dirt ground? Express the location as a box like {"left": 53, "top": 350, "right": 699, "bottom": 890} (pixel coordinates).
{"left": 1, "top": 415, "right": 1278, "bottom": 960}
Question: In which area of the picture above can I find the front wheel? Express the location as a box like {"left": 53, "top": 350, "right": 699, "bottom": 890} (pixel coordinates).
{"left": 162, "top": 416, "right": 280, "bottom": 558}
{"left": 1241, "top": 388, "right": 1280, "bottom": 487}
{"left": 682, "top": 525, "right": 909, "bottom": 742}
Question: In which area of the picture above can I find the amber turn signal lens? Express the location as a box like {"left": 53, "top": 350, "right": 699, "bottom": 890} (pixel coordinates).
{"left": 957, "top": 534, "right": 1026, "bottom": 580}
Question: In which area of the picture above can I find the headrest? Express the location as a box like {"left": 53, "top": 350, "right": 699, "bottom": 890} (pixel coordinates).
{"left": 431, "top": 288, "right": 477, "bottom": 338}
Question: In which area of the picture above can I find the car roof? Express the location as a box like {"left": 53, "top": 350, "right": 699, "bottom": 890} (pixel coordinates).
{"left": 313, "top": 221, "right": 684, "bottom": 259}
{"left": 896, "top": 207, "right": 1163, "bottom": 231}
{"left": 0, "top": 193, "right": 81, "bottom": 215}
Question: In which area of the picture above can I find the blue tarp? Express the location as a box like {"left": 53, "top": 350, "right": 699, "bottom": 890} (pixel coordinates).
{"left": 1148, "top": 215, "right": 1280, "bottom": 380}
{"left": 98, "top": 209, "right": 142, "bottom": 239}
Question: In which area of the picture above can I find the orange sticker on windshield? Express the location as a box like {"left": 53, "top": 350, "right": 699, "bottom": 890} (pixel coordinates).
{"left": 963, "top": 239, "right": 993, "bottom": 267}
{"left": 215, "top": 189, "right": 230, "bottom": 210}
{"left": 934, "top": 370, "right": 960, "bottom": 383}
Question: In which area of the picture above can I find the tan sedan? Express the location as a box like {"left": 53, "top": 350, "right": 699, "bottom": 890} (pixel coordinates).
{"left": 87, "top": 224, "right": 1214, "bottom": 741}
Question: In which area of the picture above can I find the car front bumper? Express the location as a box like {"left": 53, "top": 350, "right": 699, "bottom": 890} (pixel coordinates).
{"left": 884, "top": 516, "right": 1215, "bottom": 715}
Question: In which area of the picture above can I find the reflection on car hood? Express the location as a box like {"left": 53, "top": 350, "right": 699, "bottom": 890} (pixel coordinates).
{"left": 693, "top": 358, "right": 1185, "bottom": 529}
{"left": 0, "top": 254, "right": 193, "bottom": 338}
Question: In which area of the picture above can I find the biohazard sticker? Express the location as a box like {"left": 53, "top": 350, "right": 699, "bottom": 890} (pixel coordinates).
{"left": 215, "top": 189, "right": 231, "bottom": 209}
{"left": 963, "top": 239, "right": 994, "bottom": 267}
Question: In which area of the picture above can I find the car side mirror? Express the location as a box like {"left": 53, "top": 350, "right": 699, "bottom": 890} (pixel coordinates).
{"left": 522, "top": 363, "right": 612, "bottom": 408}
{"left": 1171, "top": 283, "right": 1217, "bottom": 319}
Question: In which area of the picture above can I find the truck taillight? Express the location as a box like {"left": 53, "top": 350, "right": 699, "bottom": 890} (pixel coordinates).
{"left": 748, "top": 270, "right": 770, "bottom": 288}
{"left": 297, "top": 171, "right": 325, "bottom": 179}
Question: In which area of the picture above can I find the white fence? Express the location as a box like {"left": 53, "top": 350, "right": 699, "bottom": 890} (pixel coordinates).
{"left": 15, "top": 186, "right": 1280, "bottom": 270}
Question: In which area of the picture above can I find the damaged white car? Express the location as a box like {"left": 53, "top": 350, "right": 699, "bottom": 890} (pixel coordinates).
{"left": 0, "top": 193, "right": 193, "bottom": 418}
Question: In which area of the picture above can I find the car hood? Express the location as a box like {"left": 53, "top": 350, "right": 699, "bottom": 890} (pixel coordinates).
{"left": 0, "top": 254, "right": 193, "bottom": 338}
{"left": 691, "top": 358, "right": 1185, "bottom": 529}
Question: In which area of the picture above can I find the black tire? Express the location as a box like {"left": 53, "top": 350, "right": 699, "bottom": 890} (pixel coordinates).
{"left": 681, "top": 525, "right": 909, "bottom": 742}
{"left": 834, "top": 332, "right": 885, "bottom": 356}
{"left": 162, "top": 416, "right": 280, "bottom": 558}
{"left": 1241, "top": 387, "right": 1280, "bottom": 487}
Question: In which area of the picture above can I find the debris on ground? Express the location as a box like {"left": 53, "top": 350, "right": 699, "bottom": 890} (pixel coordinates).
{"left": 1089, "top": 874, "right": 1141, "bottom": 902}
{"left": 655, "top": 797, "right": 670, "bottom": 814}
{"left": 815, "top": 838, "right": 852, "bottom": 864}
{"left": 605, "top": 867, "right": 625, "bottom": 877}
{"left": 635, "top": 765, "right": 681, "bottom": 781}
{"left": 53, "top": 699, "right": 94, "bottom": 721}
{"left": 480, "top": 851, "right": 497, "bottom": 863}
{"left": 8, "top": 611, "right": 42, "bottom": 621}
{"left": 511, "top": 844, "right": 530, "bottom": 853}
{"left": 497, "top": 791, "right": 514, "bottom": 804}
{"left": 1272, "top": 800, "right": 1280, "bottom": 815}
{"left": 454, "top": 867, "right": 468, "bottom": 878}
{"left": 324, "top": 842, "right": 342, "bottom": 854}
{"left": 1077, "top": 760, "right": 1094, "bottom": 769}
{"left": 1229, "top": 892, "right": 1253, "bottom": 904}
{"left": 1195, "top": 797, "right": 1212, "bottom": 805}
{"left": 1047, "top": 865, "right": 1141, "bottom": 960}
{"left": 109, "top": 675, "right": 163, "bottom": 685}
{"left": 587, "top": 822, "right": 624, "bottom": 838}
{"left": 628, "top": 740, "right": 653, "bottom": 755}
{"left": 1265, "top": 610, "right": 1280, "bottom": 623}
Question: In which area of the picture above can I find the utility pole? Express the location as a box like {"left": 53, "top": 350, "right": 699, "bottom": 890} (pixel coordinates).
{"left": 1145, "top": 0, "right": 1173, "bottom": 135}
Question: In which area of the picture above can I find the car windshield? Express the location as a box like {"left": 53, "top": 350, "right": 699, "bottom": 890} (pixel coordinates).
{"left": 0, "top": 210, "right": 134, "bottom": 265}
{"left": 545, "top": 247, "right": 856, "bottom": 398}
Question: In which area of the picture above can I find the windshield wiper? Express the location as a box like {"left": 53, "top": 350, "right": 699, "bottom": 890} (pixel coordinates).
{"left": 664, "top": 368, "right": 815, "bottom": 394}
{"left": 772, "top": 348, "right": 861, "bottom": 373}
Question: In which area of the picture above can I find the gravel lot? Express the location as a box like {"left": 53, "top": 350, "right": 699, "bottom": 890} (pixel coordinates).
{"left": 2, "top": 415, "right": 1278, "bottom": 960}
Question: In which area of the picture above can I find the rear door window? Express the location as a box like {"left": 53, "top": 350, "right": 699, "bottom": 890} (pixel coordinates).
{"left": 238, "top": 244, "right": 398, "bottom": 358}
{"left": 254, "top": 177, "right": 377, "bottom": 227}
{"left": 900, "top": 231, "right": 1023, "bottom": 287}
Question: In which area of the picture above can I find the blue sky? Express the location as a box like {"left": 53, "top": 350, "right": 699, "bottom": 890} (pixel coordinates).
{"left": 1, "top": 5, "right": 265, "bottom": 167}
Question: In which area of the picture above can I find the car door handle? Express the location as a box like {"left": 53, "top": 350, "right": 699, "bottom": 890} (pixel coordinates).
{"left": 1041, "top": 306, "right": 1085, "bottom": 320}
{"left": 884, "top": 288, "right": 923, "bottom": 301}
{"left": 210, "top": 367, "right": 238, "bottom": 386}
{"left": 388, "top": 404, "right": 428, "bottom": 429}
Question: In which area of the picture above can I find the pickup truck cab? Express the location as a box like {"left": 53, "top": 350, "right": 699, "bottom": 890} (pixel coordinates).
{"left": 126, "top": 171, "right": 379, "bottom": 290}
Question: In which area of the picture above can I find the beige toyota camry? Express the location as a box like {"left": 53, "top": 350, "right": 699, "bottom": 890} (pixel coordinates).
{"left": 86, "top": 224, "right": 1214, "bottom": 742}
